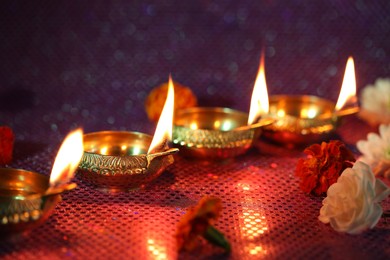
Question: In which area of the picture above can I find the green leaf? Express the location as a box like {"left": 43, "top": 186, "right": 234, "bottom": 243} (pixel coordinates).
{"left": 203, "top": 225, "right": 231, "bottom": 252}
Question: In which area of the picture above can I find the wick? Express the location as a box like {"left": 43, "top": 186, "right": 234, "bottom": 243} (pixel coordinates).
{"left": 318, "top": 106, "right": 359, "bottom": 119}
{"left": 236, "top": 117, "right": 274, "bottom": 131}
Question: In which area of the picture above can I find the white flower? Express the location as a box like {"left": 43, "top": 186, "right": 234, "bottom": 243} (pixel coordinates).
{"left": 361, "top": 78, "right": 390, "bottom": 114}
{"left": 357, "top": 124, "right": 390, "bottom": 178}
{"left": 319, "top": 161, "right": 390, "bottom": 234}
{"left": 359, "top": 78, "right": 390, "bottom": 125}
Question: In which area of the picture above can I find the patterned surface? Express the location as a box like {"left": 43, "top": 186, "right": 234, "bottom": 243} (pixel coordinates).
{"left": 1, "top": 1, "right": 390, "bottom": 259}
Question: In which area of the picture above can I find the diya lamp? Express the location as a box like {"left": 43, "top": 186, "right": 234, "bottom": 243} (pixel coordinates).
{"left": 0, "top": 129, "right": 82, "bottom": 236}
{"left": 172, "top": 55, "right": 274, "bottom": 160}
{"left": 77, "top": 76, "right": 179, "bottom": 191}
{"left": 261, "top": 57, "right": 359, "bottom": 146}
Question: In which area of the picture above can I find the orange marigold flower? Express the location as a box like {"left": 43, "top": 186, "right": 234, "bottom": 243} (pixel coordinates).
{"left": 176, "top": 197, "right": 230, "bottom": 252}
{"left": 295, "top": 140, "right": 355, "bottom": 196}
{"left": 145, "top": 81, "right": 197, "bottom": 122}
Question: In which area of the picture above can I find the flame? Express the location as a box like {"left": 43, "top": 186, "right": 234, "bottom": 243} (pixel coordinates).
{"left": 335, "top": 57, "right": 357, "bottom": 111}
{"left": 148, "top": 75, "right": 175, "bottom": 154}
{"left": 248, "top": 53, "right": 269, "bottom": 125}
{"left": 50, "top": 128, "right": 83, "bottom": 187}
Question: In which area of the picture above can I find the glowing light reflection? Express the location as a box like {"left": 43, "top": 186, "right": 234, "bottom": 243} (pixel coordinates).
{"left": 221, "top": 121, "right": 232, "bottom": 131}
{"left": 300, "top": 108, "right": 317, "bottom": 119}
{"left": 277, "top": 109, "right": 285, "bottom": 117}
{"left": 147, "top": 238, "right": 168, "bottom": 260}
{"left": 100, "top": 147, "right": 108, "bottom": 155}
{"left": 190, "top": 122, "right": 198, "bottom": 130}
{"left": 237, "top": 176, "right": 269, "bottom": 257}
{"left": 132, "top": 146, "right": 141, "bottom": 155}
{"left": 241, "top": 208, "right": 268, "bottom": 240}
{"left": 248, "top": 244, "right": 267, "bottom": 256}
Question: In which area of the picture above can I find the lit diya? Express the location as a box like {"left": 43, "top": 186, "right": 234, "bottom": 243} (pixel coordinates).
{"left": 172, "top": 55, "right": 273, "bottom": 159}
{"left": 0, "top": 129, "right": 82, "bottom": 236}
{"left": 261, "top": 57, "right": 359, "bottom": 146}
{"left": 77, "top": 76, "right": 178, "bottom": 191}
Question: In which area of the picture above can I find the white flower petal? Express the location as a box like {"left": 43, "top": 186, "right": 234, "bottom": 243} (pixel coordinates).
{"left": 356, "top": 124, "right": 390, "bottom": 179}
{"left": 367, "top": 132, "right": 381, "bottom": 143}
{"left": 318, "top": 206, "right": 330, "bottom": 224}
{"left": 365, "top": 204, "right": 383, "bottom": 229}
{"left": 379, "top": 124, "right": 390, "bottom": 144}
{"left": 374, "top": 178, "right": 390, "bottom": 203}
{"left": 319, "top": 161, "right": 390, "bottom": 234}
{"left": 360, "top": 79, "right": 390, "bottom": 125}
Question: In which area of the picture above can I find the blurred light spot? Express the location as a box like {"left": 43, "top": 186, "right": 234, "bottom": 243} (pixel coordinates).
{"left": 51, "top": 124, "right": 58, "bottom": 132}
{"left": 327, "top": 66, "right": 338, "bottom": 76}
{"left": 266, "top": 46, "right": 276, "bottom": 57}
{"left": 107, "top": 116, "right": 115, "bottom": 124}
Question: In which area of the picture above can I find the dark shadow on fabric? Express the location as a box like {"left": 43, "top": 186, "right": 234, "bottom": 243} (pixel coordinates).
{"left": 145, "top": 170, "right": 176, "bottom": 190}
{"left": 254, "top": 140, "right": 303, "bottom": 157}
{"left": 258, "top": 131, "right": 343, "bottom": 152}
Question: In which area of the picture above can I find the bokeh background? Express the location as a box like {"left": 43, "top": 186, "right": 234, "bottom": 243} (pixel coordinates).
{"left": 1, "top": 0, "right": 389, "bottom": 145}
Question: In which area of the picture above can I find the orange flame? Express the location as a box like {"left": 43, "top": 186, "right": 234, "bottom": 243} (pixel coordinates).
{"left": 148, "top": 75, "right": 175, "bottom": 154}
{"left": 248, "top": 53, "right": 269, "bottom": 125}
{"left": 49, "top": 128, "right": 83, "bottom": 187}
{"left": 335, "top": 57, "right": 357, "bottom": 111}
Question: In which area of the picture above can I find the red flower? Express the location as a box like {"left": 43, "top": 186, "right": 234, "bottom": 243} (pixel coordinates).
{"left": 295, "top": 140, "right": 355, "bottom": 196}
{"left": 0, "top": 126, "right": 14, "bottom": 165}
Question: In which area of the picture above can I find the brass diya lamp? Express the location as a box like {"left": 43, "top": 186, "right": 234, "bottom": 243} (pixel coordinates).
{"left": 172, "top": 55, "right": 274, "bottom": 160}
{"left": 262, "top": 95, "right": 359, "bottom": 146}
{"left": 0, "top": 168, "right": 75, "bottom": 236}
{"left": 0, "top": 129, "right": 82, "bottom": 236}
{"left": 262, "top": 57, "right": 359, "bottom": 146}
{"left": 77, "top": 131, "right": 178, "bottom": 191}
{"left": 172, "top": 107, "right": 273, "bottom": 159}
{"left": 77, "top": 76, "right": 178, "bottom": 191}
